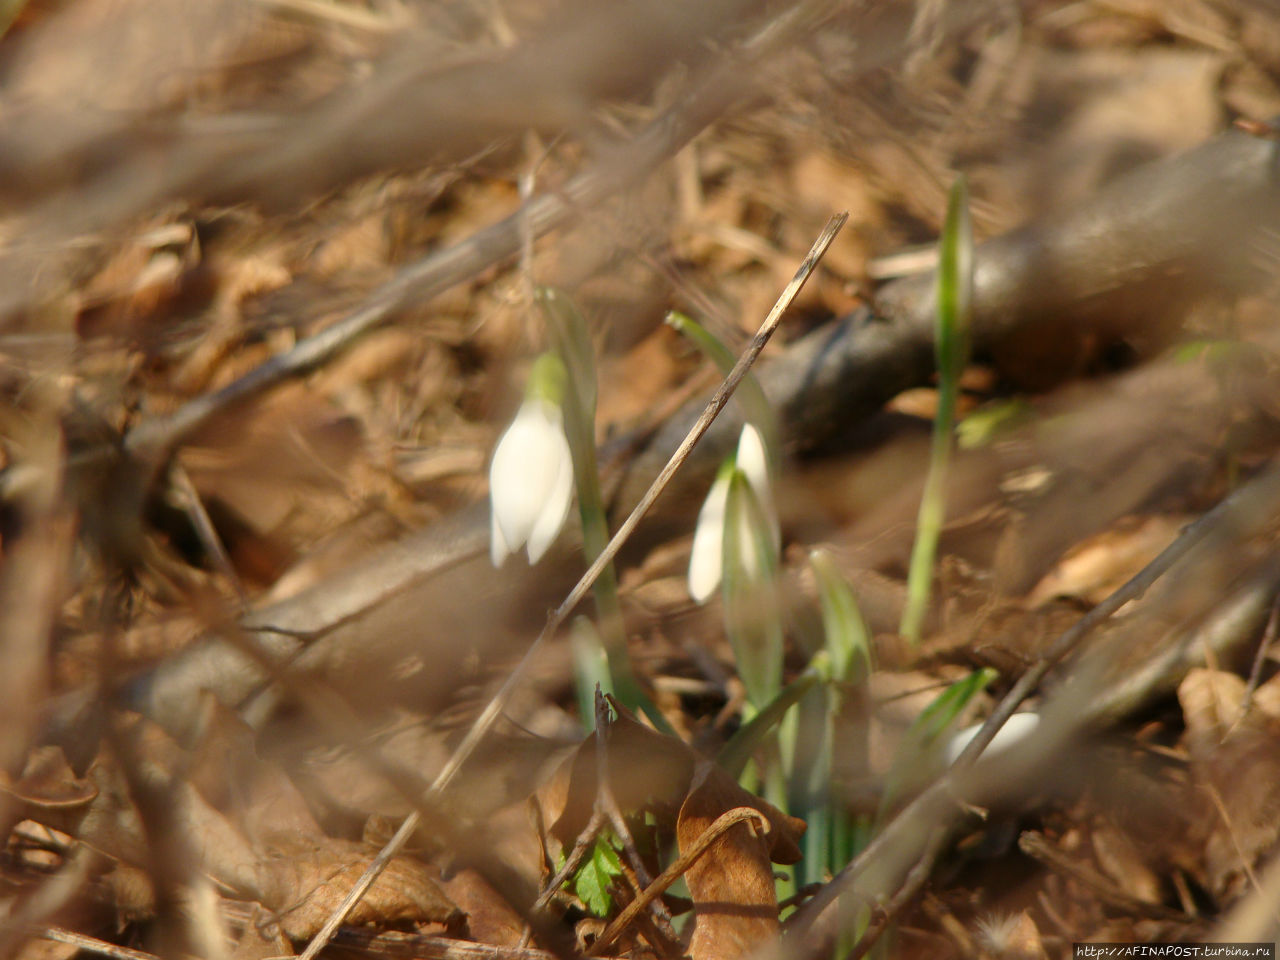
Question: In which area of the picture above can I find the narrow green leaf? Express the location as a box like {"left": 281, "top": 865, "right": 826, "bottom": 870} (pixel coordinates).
{"left": 934, "top": 175, "right": 974, "bottom": 384}
{"left": 900, "top": 174, "right": 974, "bottom": 645}
{"left": 809, "top": 549, "right": 872, "bottom": 685}
{"left": 721, "top": 469, "right": 783, "bottom": 711}
{"left": 717, "top": 666, "right": 824, "bottom": 779}
{"left": 877, "top": 667, "right": 998, "bottom": 822}
{"left": 909, "top": 666, "right": 998, "bottom": 746}
{"left": 789, "top": 675, "right": 835, "bottom": 886}
{"left": 957, "top": 398, "right": 1033, "bottom": 450}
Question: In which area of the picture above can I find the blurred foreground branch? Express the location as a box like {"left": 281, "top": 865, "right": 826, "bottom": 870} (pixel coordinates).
{"left": 782, "top": 459, "right": 1280, "bottom": 958}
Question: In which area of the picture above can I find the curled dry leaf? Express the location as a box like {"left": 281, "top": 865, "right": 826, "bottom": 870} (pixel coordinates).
{"left": 679, "top": 760, "right": 803, "bottom": 960}
{"left": 185, "top": 702, "right": 322, "bottom": 843}
{"left": 536, "top": 704, "right": 804, "bottom": 959}
{"left": 2, "top": 746, "right": 99, "bottom": 816}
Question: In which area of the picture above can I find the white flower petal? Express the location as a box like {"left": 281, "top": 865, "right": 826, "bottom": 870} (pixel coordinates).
{"left": 943, "top": 712, "right": 1040, "bottom": 767}
{"left": 489, "top": 398, "right": 574, "bottom": 566}
{"left": 490, "top": 506, "right": 513, "bottom": 567}
{"left": 688, "top": 473, "right": 731, "bottom": 603}
{"left": 526, "top": 427, "right": 574, "bottom": 562}
{"left": 736, "top": 423, "right": 770, "bottom": 493}
{"left": 736, "top": 423, "right": 780, "bottom": 551}
{"left": 731, "top": 481, "right": 761, "bottom": 582}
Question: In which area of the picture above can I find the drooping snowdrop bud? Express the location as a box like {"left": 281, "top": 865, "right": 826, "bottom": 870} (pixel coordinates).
{"left": 687, "top": 423, "right": 778, "bottom": 603}
{"left": 943, "top": 711, "right": 1040, "bottom": 767}
{"left": 490, "top": 354, "right": 574, "bottom": 567}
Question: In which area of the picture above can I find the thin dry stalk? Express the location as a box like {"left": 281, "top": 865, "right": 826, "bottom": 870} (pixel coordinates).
{"left": 1203, "top": 782, "right": 1265, "bottom": 897}
{"left": 591, "top": 694, "right": 677, "bottom": 944}
{"left": 41, "top": 927, "right": 164, "bottom": 960}
{"left": 842, "top": 825, "right": 950, "bottom": 960}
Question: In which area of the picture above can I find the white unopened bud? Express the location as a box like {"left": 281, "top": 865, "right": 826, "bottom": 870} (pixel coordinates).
{"left": 687, "top": 423, "right": 777, "bottom": 603}
{"left": 944, "top": 712, "right": 1040, "bottom": 767}
{"left": 489, "top": 360, "right": 575, "bottom": 566}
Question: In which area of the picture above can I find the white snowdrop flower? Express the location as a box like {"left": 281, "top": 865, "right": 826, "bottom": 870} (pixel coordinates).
{"left": 490, "top": 358, "right": 575, "bottom": 567}
{"left": 943, "top": 711, "right": 1040, "bottom": 767}
{"left": 687, "top": 423, "right": 778, "bottom": 603}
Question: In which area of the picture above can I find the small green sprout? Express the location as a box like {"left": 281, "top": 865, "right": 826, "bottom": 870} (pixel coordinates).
{"left": 900, "top": 174, "right": 975, "bottom": 644}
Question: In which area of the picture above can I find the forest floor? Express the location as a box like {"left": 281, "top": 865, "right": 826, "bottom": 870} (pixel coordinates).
{"left": 4, "top": 1, "right": 1280, "bottom": 959}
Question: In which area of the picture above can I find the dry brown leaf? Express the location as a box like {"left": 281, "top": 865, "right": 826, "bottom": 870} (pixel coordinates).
{"left": 1028, "top": 515, "right": 1188, "bottom": 608}
{"left": 1178, "top": 668, "right": 1246, "bottom": 760}
{"left": 180, "top": 382, "right": 368, "bottom": 549}
{"left": 1029, "top": 47, "right": 1225, "bottom": 215}
{"left": 4, "top": 0, "right": 247, "bottom": 112}
{"left": 438, "top": 866, "right": 528, "bottom": 948}
{"left": 541, "top": 706, "right": 697, "bottom": 851}
{"left": 1090, "top": 815, "right": 1163, "bottom": 907}
{"left": 15, "top": 711, "right": 454, "bottom": 943}
{"left": 1179, "top": 670, "right": 1280, "bottom": 900}
{"left": 187, "top": 703, "right": 322, "bottom": 843}
{"left": 678, "top": 760, "right": 803, "bottom": 960}
{"left": 259, "top": 832, "right": 463, "bottom": 941}
{"left": 230, "top": 905, "right": 293, "bottom": 960}
{"left": 594, "top": 328, "right": 684, "bottom": 437}
{"left": 16, "top": 716, "right": 463, "bottom": 944}
{"left": 75, "top": 219, "right": 199, "bottom": 342}
{"left": 2, "top": 747, "right": 98, "bottom": 830}
{"left": 61, "top": 720, "right": 268, "bottom": 901}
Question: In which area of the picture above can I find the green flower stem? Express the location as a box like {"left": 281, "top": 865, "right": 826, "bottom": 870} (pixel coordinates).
{"left": 721, "top": 470, "right": 783, "bottom": 711}
{"left": 791, "top": 679, "right": 833, "bottom": 887}
{"left": 899, "top": 391, "right": 956, "bottom": 644}
{"left": 538, "top": 288, "right": 672, "bottom": 734}
{"left": 900, "top": 176, "right": 973, "bottom": 645}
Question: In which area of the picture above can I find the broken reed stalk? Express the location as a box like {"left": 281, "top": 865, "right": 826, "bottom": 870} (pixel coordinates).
{"left": 41, "top": 927, "right": 162, "bottom": 960}
{"left": 296, "top": 212, "right": 846, "bottom": 960}
{"left": 592, "top": 694, "right": 677, "bottom": 940}
{"left": 785, "top": 457, "right": 1280, "bottom": 960}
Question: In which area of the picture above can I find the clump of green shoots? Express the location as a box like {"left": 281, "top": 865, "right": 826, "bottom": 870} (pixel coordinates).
{"left": 900, "top": 175, "right": 974, "bottom": 645}
{"left": 673, "top": 180, "right": 990, "bottom": 941}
